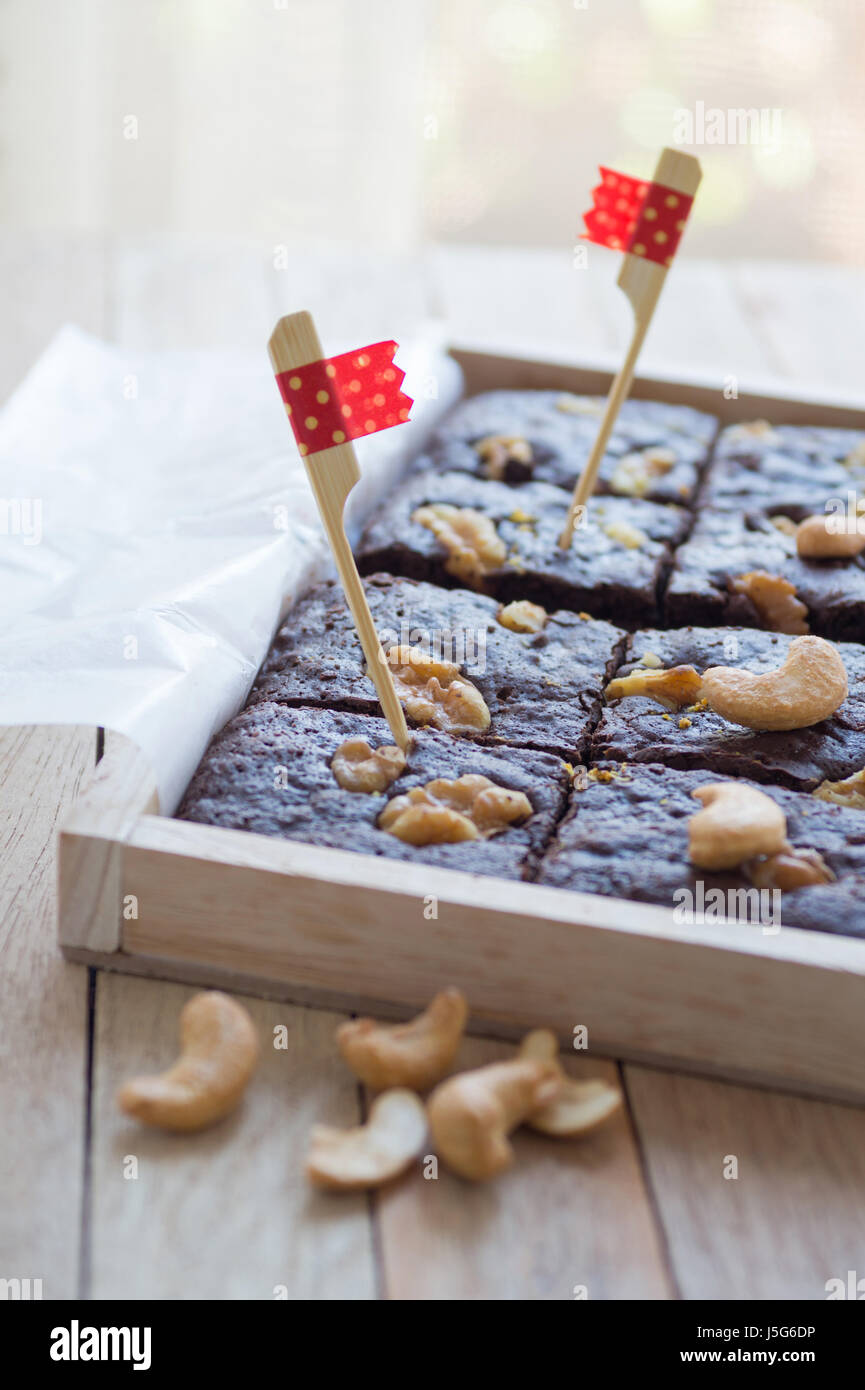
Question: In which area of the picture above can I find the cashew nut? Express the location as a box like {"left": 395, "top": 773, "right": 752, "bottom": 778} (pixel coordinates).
{"left": 336, "top": 989, "right": 469, "bottom": 1092}
{"left": 306, "top": 1089, "right": 427, "bottom": 1191}
{"left": 517, "top": 1030, "right": 623, "bottom": 1137}
{"left": 700, "top": 636, "right": 848, "bottom": 731}
{"left": 117, "top": 992, "right": 259, "bottom": 1131}
{"left": 427, "top": 1058, "right": 561, "bottom": 1180}
{"left": 689, "top": 783, "right": 788, "bottom": 870}
{"left": 796, "top": 513, "right": 865, "bottom": 559}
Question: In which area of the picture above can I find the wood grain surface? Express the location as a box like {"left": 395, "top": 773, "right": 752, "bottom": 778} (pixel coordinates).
{"left": 88, "top": 981, "right": 375, "bottom": 1300}
{"left": 0, "top": 725, "right": 95, "bottom": 1297}
{"left": 377, "top": 1037, "right": 671, "bottom": 1301}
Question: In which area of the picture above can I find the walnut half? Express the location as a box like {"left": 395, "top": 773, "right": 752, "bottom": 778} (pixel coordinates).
{"left": 386, "top": 645, "right": 491, "bottom": 734}
{"left": 379, "top": 775, "right": 532, "bottom": 845}
{"left": 602, "top": 519, "right": 649, "bottom": 550}
{"left": 473, "top": 434, "right": 534, "bottom": 480}
{"left": 746, "top": 845, "right": 835, "bottom": 890}
{"left": 813, "top": 768, "right": 865, "bottom": 809}
{"left": 331, "top": 739, "right": 406, "bottom": 794}
{"left": 610, "top": 447, "right": 676, "bottom": 497}
{"left": 729, "top": 571, "right": 809, "bottom": 635}
{"left": 498, "top": 599, "right": 547, "bottom": 633}
{"left": 605, "top": 664, "right": 703, "bottom": 711}
{"left": 412, "top": 503, "right": 506, "bottom": 588}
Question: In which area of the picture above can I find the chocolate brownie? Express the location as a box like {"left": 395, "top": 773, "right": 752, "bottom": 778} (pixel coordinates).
{"left": 356, "top": 470, "right": 689, "bottom": 627}
{"left": 425, "top": 389, "right": 717, "bottom": 505}
{"left": 700, "top": 419, "right": 865, "bottom": 519}
{"left": 593, "top": 626, "right": 865, "bottom": 791}
{"left": 536, "top": 762, "right": 865, "bottom": 938}
{"left": 665, "top": 509, "right": 865, "bottom": 640}
{"left": 249, "top": 573, "right": 625, "bottom": 761}
{"left": 177, "top": 703, "right": 569, "bottom": 880}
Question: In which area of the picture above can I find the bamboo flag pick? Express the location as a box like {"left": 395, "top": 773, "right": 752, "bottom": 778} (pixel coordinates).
{"left": 268, "top": 311, "right": 412, "bottom": 750}
{"left": 558, "top": 147, "right": 702, "bottom": 549}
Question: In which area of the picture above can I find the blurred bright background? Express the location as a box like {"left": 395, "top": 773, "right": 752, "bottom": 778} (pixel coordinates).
{"left": 2, "top": 0, "right": 863, "bottom": 264}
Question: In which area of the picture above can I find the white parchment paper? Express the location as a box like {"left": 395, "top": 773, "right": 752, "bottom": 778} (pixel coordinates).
{"left": 0, "top": 326, "right": 462, "bottom": 812}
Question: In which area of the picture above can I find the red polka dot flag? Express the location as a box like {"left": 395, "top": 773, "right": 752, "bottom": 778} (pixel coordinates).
{"left": 582, "top": 167, "right": 695, "bottom": 268}
{"left": 274, "top": 341, "right": 413, "bottom": 457}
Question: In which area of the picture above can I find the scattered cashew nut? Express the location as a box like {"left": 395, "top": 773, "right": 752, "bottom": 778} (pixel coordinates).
{"left": 427, "top": 1058, "right": 561, "bottom": 1180}
{"left": 796, "top": 513, "right": 865, "bottom": 559}
{"left": 689, "top": 783, "right": 788, "bottom": 871}
{"left": 306, "top": 1089, "right": 427, "bottom": 1191}
{"left": 117, "top": 991, "right": 259, "bottom": 1131}
{"left": 700, "top": 635, "right": 848, "bottom": 731}
{"left": 336, "top": 988, "right": 469, "bottom": 1092}
{"left": 517, "top": 1030, "right": 623, "bottom": 1136}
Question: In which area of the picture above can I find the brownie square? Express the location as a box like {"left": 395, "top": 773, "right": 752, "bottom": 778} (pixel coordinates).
{"left": 536, "top": 761, "right": 865, "bottom": 938}
{"left": 177, "top": 703, "right": 569, "bottom": 881}
{"left": 356, "top": 470, "right": 689, "bottom": 627}
{"left": 249, "top": 573, "right": 625, "bottom": 762}
{"left": 665, "top": 509, "right": 865, "bottom": 641}
{"left": 700, "top": 419, "right": 865, "bottom": 519}
{"left": 592, "top": 626, "right": 865, "bottom": 791}
{"left": 426, "top": 389, "right": 717, "bottom": 505}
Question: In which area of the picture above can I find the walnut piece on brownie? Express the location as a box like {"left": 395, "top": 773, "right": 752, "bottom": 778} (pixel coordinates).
{"left": 422, "top": 389, "right": 717, "bottom": 503}
{"left": 248, "top": 573, "right": 626, "bottom": 762}
{"left": 379, "top": 775, "right": 532, "bottom": 845}
{"left": 665, "top": 509, "right": 865, "bottom": 640}
{"left": 356, "top": 471, "right": 688, "bottom": 627}
{"left": 331, "top": 739, "right": 406, "bottom": 794}
{"left": 177, "top": 704, "right": 569, "bottom": 882}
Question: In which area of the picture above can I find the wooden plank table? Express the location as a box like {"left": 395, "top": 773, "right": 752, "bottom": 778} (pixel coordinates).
{"left": 3, "top": 237, "right": 865, "bottom": 1301}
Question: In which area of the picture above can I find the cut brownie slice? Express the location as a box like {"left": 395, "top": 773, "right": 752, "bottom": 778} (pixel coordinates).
{"left": 700, "top": 419, "right": 865, "bottom": 519}
{"left": 177, "top": 703, "right": 569, "bottom": 881}
{"left": 536, "top": 761, "right": 865, "bottom": 938}
{"left": 356, "top": 470, "right": 689, "bottom": 627}
{"left": 665, "top": 509, "right": 865, "bottom": 641}
{"left": 425, "top": 389, "right": 717, "bottom": 505}
{"left": 250, "top": 573, "right": 625, "bottom": 762}
{"left": 593, "top": 626, "right": 865, "bottom": 791}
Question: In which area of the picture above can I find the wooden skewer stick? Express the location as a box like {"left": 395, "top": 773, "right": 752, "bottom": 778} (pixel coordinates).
{"left": 268, "top": 311, "right": 410, "bottom": 751}
{"left": 558, "top": 148, "right": 702, "bottom": 549}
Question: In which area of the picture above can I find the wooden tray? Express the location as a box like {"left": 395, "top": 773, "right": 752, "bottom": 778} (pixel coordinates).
{"left": 58, "top": 349, "right": 865, "bottom": 1104}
